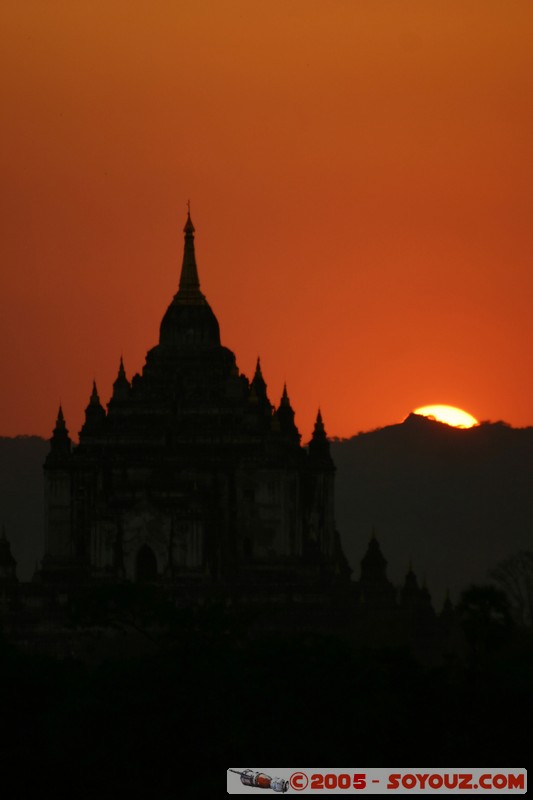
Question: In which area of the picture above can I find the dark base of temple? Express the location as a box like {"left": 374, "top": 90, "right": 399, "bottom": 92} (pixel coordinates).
{"left": 1, "top": 598, "right": 531, "bottom": 796}
{"left": 2, "top": 574, "right": 462, "bottom": 669}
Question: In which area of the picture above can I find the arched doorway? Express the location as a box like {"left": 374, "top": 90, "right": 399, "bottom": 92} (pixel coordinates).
{"left": 135, "top": 544, "right": 158, "bottom": 583}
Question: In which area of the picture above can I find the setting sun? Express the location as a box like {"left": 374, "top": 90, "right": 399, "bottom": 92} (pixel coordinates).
{"left": 413, "top": 405, "right": 479, "bottom": 429}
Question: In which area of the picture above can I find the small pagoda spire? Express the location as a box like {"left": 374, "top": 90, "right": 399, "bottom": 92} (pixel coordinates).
{"left": 275, "top": 383, "right": 300, "bottom": 444}
{"left": 81, "top": 381, "right": 106, "bottom": 436}
{"left": 55, "top": 404, "right": 67, "bottom": 433}
{"left": 249, "top": 357, "right": 272, "bottom": 414}
{"left": 308, "top": 408, "right": 333, "bottom": 463}
{"left": 253, "top": 357, "right": 264, "bottom": 383}
{"left": 358, "top": 529, "right": 396, "bottom": 607}
{"left": 360, "top": 529, "right": 388, "bottom": 583}
{"left": 47, "top": 404, "right": 72, "bottom": 459}
{"left": 314, "top": 409, "right": 326, "bottom": 437}
{"left": 111, "top": 356, "right": 130, "bottom": 402}
{"left": 251, "top": 357, "right": 266, "bottom": 392}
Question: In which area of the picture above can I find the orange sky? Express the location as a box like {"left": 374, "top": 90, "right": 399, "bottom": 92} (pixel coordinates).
{"left": 1, "top": 1, "right": 532, "bottom": 442}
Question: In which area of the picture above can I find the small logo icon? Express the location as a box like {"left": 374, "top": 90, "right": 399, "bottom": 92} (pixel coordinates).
{"left": 228, "top": 769, "right": 289, "bottom": 793}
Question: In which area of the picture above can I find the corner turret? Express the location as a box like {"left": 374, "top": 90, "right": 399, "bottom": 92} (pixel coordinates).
{"left": 249, "top": 357, "right": 272, "bottom": 414}
{"left": 47, "top": 405, "right": 72, "bottom": 463}
{"left": 308, "top": 409, "right": 334, "bottom": 466}
{"left": 275, "top": 383, "right": 301, "bottom": 444}
{"left": 111, "top": 357, "right": 130, "bottom": 402}
{"left": 80, "top": 381, "right": 106, "bottom": 437}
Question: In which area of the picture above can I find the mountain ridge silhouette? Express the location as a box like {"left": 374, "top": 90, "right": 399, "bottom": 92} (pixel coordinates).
{"left": 332, "top": 414, "right": 533, "bottom": 607}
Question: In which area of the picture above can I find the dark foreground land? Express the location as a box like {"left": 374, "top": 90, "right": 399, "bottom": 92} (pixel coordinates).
{"left": 1, "top": 604, "right": 531, "bottom": 798}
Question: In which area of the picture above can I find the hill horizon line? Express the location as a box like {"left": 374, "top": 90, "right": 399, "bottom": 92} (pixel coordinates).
{"left": 2, "top": 414, "right": 529, "bottom": 445}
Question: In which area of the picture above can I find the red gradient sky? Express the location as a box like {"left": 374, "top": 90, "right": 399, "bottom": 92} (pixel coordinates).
{"left": 1, "top": 1, "right": 532, "bottom": 442}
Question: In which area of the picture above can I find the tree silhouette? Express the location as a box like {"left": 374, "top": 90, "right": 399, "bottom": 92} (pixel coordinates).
{"left": 457, "top": 584, "right": 513, "bottom": 654}
{"left": 490, "top": 550, "right": 533, "bottom": 627}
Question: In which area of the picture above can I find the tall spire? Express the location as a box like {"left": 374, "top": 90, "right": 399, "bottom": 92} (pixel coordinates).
{"left": 177, "top": 208, "right": 203, "bottom": 302}
{"left": 159, "top": 209, "right": 221, "bottom": 348}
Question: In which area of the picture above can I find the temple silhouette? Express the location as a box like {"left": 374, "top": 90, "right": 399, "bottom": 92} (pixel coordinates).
{"left": 41, "top": 212, "right": 348, "bottom": 595}
{"left": 0, "top": 214, "right": 462, "bottom": 660}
